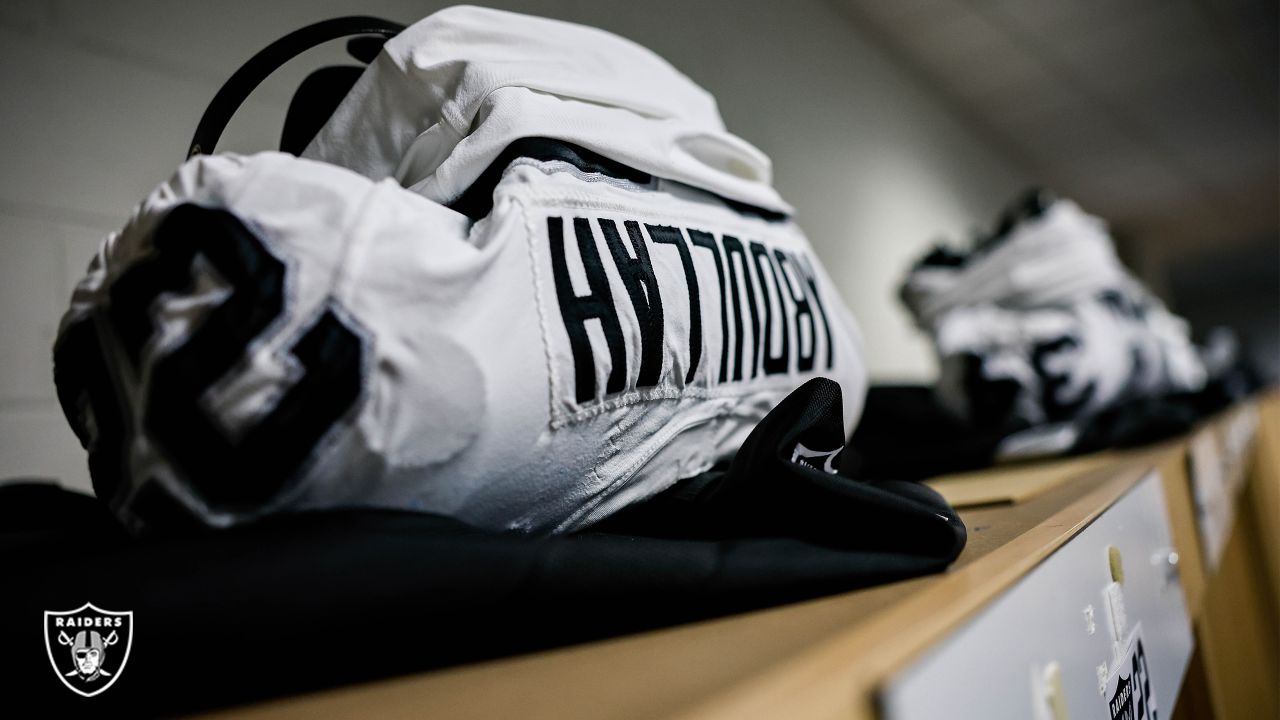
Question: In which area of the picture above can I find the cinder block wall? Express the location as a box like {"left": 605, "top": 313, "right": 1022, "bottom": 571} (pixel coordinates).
{"left": 0, "top": 0, "right": 1028, "bottom": 493}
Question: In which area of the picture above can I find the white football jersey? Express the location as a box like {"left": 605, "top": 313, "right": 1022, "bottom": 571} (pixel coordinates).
{"left": 901, "top": 195, "right": 1204, "bottom": 452}
{"left": 55, "top": 7, "right": 866, "bottom": 533}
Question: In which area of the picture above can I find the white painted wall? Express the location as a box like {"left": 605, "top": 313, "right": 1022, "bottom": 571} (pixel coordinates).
{"left": 0, "top": 0, "right": 1027, "bottom": 492}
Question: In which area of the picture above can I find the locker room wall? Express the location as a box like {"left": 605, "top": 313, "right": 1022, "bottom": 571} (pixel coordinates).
{"left": 0, "top": 0, "right": 1029, "bottom": 493}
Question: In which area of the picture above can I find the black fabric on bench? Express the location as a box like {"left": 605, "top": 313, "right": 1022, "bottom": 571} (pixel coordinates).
{"left": 2, "top": 379, "right": 965, "bottom": 715}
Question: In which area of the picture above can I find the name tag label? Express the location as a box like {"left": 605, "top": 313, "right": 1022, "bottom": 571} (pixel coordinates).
{"left": 535, "top": 212, "right": 836, "bottom": 425}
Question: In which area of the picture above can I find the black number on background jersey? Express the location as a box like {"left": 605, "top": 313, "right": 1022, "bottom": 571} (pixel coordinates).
{"left": 84, "top": 204, "right": 361, "bottom": 508}
{"left": 1031, "top": 335, "right": 1094, "bottom": 421}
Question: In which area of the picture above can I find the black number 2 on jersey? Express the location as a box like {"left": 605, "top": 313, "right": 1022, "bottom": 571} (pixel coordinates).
{"left": 55, "top": 204, "right": 364, "bottom": 512}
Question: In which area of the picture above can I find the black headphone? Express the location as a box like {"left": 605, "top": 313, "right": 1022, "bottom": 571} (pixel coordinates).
{"left": 186, "top": 16, "right": 404, "bottom": 161}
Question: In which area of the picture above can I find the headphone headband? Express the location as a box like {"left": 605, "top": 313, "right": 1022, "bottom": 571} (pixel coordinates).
{"left": 187, "top": 16, "right": 404, "bottom": 160}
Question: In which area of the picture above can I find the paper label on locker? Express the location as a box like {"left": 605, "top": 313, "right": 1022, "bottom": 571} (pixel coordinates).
{"left": 1103, "top": 623, "right": 1157, "bottom": 720}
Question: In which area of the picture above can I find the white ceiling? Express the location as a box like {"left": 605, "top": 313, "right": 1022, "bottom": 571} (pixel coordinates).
{"left": 831, "top": 0, "right": 1278, "bottom": 259}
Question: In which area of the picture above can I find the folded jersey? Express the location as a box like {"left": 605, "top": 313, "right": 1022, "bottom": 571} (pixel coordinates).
{"left": 901, "top": 190, "right": 1206, "bottom": 458}
{"left": 54, "top": 7, "right": 866, "bottom": 534}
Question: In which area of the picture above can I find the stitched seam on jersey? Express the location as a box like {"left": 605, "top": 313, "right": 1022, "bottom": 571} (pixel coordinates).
{"left": 550, "top": 379, "right": 802, "bottom": 427}
{"left": 519, "top": 194, "right": 804, "bottom": 248}
{"left": 493, "top": 165, "right": 801, "bottom": 245}
{"left": 507, "top": 157, "right": 658, "bottom": 194}
{"left": 514, "top": 195, "right": 563, "bottom": 428}
{"left": 557, "top": 411, "right": 719, "bottom": 531}
{"left": 499, "top": 157, "right": 791, "bottom": 223}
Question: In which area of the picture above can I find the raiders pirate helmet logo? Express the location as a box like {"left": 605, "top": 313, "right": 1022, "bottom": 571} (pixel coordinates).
{"left": 44, "top": 603, "right": 133, "bottom": 697}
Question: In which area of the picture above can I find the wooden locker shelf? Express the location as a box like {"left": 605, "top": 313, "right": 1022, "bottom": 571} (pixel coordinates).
{"left": 204, "top": 393, "right": 1280, "bottom": 720}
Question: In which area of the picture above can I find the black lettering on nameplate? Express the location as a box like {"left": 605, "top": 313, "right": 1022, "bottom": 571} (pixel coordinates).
{"left": 774, "top": 250, "right": 817, "bottom": 372}
{"left": 542, "top": 213, "right": 840, "bottom": 416}
{"left": 599, "top": 219, "right": 664, "bottom": 389}
{"left": 793, "top": 253, "right": 835, "bottom": 371}
{"left": 57, "top": 203, "right": 366, "bottom": 510}
{"left": 647, "top": 224, "right": 701, "bottom": 383}
{"left": 752, "top": 241, "right": 789, "bottom": 376}
{"left": 721, "top": 235, "right": 761, "bottom": 381}
{"left": 547, "top": 217, "right": 628, "bottom": 403}
{"left": 688, "top": 229, "right": 729, "bottom": 383}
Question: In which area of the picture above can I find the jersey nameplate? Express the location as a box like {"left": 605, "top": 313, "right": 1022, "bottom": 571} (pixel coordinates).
{"left": 535, "top": 212, "right": 836, "bottom": 425}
